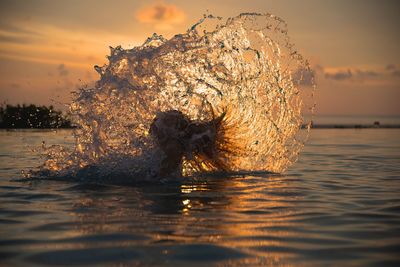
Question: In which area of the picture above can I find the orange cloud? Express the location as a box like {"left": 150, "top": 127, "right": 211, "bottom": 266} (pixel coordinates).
{"left": 135, "top": 2, "right": 186, "bottom": 29}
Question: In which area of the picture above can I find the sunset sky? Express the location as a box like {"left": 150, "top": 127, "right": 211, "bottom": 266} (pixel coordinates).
{"left": 0, "top": 0, "right": 399, "bottom": 116}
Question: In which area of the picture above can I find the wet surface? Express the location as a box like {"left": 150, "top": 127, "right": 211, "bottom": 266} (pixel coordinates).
{"left": 1, "top": 129, "right": 400, "bottom": 266}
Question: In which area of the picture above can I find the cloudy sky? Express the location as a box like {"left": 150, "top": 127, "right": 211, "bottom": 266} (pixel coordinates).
{"left": 0, "top": 0, "right": 399, "bottom": 115}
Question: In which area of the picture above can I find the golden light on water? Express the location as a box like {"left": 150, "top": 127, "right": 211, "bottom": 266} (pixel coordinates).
{"left": 181, "top": 184, "right": 210, "bottom": 194}
{"left": 0, "top": 2, "right": 399, "bottom": 266}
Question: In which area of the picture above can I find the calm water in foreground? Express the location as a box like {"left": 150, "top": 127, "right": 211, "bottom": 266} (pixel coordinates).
{"left": 0, "top": 129, "right": 399, "bottom": 266}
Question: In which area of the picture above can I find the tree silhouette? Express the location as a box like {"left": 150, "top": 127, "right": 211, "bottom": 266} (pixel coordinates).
{"left": 0, "top": 104, "right": 72, "bottom": 128}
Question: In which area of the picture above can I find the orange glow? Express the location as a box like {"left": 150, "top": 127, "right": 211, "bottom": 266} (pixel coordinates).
{"left": 0, "top": 1, "right": 399, "bottom": 115}
{"left": 136, "top": 1, "right": 186, "bottom": 29}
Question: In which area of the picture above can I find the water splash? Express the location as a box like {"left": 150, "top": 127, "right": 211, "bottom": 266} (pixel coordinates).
{"left": 34, "top": 13, "right": 314, "bottom": 180}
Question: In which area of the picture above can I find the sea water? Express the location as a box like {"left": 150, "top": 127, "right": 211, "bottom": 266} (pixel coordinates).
{"left": 0, "top": 128, "right": 399, "bottom": 266}
{"left": 1, "top": 12, "right": 399, "bottom": 266}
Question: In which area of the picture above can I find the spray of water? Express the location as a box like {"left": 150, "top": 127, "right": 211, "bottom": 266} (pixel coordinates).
{"left": 34, "top": 13, "right": 314, "bottom": 181}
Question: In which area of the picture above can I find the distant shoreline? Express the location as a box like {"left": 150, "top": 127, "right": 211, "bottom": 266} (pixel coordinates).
{"left": 312, "top": 125, "right": 400, "bottom": 129}
{"left": 1, "top": 124, "right": 400, "bottom": 130}
{"left": 306, "top": 124, "right": 400, "bottom": 129}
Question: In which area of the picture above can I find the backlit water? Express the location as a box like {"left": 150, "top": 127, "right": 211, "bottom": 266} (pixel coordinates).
{"left": 1, "top": 128, "right": 399, "bottom": 266}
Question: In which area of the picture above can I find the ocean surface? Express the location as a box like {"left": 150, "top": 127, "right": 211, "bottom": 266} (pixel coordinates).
{"left": 0, "top": 128, "right": 399, "bottom": 266}
{"left": 308, "top": 115, "right": 400, "bottom": 125}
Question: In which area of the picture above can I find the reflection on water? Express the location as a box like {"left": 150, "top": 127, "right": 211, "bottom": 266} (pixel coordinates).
{"left": 1, "top": 129, "right": 400, "bottom": 266}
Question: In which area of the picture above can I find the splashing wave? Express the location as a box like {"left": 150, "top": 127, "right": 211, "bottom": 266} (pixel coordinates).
{"left": 34, "top": 13, "right": 314, "bottom": 181}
